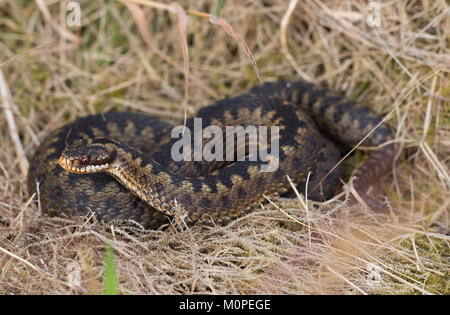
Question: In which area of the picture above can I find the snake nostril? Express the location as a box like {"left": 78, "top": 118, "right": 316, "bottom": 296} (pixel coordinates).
{"left": 81, "top": 156, "right": 90, "bottom": 165}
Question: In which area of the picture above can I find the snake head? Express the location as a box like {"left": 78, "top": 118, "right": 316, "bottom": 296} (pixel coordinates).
{"left": 59, "top": 138, "right": 117, "bottom": 174}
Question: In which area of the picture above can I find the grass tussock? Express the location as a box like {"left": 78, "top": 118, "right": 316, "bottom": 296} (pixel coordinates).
{"left": 0, "top": 0, "right": 449, "bottom": 294}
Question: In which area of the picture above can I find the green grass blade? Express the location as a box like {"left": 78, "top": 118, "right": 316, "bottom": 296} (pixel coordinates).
{"left": 103, "top": 241, "right": 119, "bottom": 295}
{"left": 216, "top": 0, "right": 223, "bottom": 17}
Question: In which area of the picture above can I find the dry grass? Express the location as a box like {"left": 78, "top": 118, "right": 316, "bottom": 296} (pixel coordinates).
{"left": 0, "top": 0, "right": 449, "bottom": 294}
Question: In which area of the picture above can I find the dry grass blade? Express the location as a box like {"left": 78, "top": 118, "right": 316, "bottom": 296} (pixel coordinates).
{"left": 280, "top": 0, "right": 313, "bottom": 82}
{"left": 168, "top": 2, "right": 190, "bottom": 128}
{"left": 312, "top": 67, "right": 443, "bottom": 194}
{"left": 120, "top": 0, "right": 218, "bottom": 99}
{"left": 121, "top": 0, "right": 189, "bottom": 122}
{"left": 123, "top": 0, "right": 169, "bottom": 10}
{"left": 0, "top": 41, "right": 54, "bottom": 70}
{"left": 0, "top": 245, "right": 40, "bottom": 273}
{"left": 0, "top": 69, "right": 29, "bottom": 177}
{"left": 326, "top": 266, "right": 368, "bottom": 295}
{"left": 209, "top": 16, "right": 264, "bottom": 83}
{"left": 35, "top": 0, "right": 79, "bottom": 43}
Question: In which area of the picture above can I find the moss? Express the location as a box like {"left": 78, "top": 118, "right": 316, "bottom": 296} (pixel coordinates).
{"left": 353, "top": 77, "right": 372, "bottom": 99}
{"left": 383, "top": 235, "right": 450, "bottom": 294}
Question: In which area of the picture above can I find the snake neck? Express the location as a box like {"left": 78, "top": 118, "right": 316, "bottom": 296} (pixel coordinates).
{"left": 104, "top": 142, "right": 258, "bottom": 224}
{"left": 106, "top": 145, "right": 177, "bottom": 216}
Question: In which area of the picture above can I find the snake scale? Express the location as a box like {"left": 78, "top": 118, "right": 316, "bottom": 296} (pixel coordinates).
{"left": 27, "top": 81, "right": 396, "bottom": 229}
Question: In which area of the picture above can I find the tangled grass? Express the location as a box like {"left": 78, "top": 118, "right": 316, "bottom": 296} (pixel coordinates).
{"left": 0, "top": 0, "right": 448, "bottom": 294}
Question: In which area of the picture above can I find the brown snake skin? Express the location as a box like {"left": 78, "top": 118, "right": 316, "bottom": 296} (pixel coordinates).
{"left": 27, "top": 81, "right": 396, "bottom": 229}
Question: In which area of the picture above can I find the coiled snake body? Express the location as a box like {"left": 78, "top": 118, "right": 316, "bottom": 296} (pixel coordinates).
{"left": 28, "top": 81, "right": 396, "bottom": 229}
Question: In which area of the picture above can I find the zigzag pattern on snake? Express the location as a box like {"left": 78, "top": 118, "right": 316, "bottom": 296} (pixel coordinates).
{"left": 27, "top": 80, "right": 396, "bottom": 229}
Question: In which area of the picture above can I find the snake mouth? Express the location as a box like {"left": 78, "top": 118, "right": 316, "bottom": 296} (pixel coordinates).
{"left": 58, "top": 156, "right": 110, "bottom": 174}
{"left": 58, "top": 138, "right": 117, "bottom": 174}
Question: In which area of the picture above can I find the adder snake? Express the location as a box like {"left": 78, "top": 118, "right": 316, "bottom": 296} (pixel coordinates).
{"left": 27, "top": 81, "right": 396, "bottom": 229}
